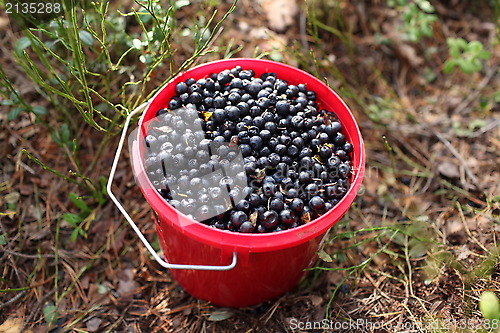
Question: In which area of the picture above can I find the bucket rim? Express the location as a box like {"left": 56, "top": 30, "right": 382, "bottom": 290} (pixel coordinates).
{"left": 132, "top": 58, "right": 366, "bottom": 252}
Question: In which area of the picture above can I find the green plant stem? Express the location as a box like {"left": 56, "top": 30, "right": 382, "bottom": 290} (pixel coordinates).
{"left": 21, "top": 149, "right": 87, "bottom": 188}
{"left": 0, "top": 287, "right": 31, "bottom": 292}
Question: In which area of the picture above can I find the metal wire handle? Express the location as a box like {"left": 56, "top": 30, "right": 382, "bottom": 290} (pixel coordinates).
{"left": 106, "top": 102, "right": 237, "bottom": 271}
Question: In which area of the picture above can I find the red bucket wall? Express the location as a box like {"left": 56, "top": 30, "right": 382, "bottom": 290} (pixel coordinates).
{"left": 155, "top": 215, "right": 325, "bottom": 307}
{"left": 132, "top": 58, "right": 366, "bottom": 308}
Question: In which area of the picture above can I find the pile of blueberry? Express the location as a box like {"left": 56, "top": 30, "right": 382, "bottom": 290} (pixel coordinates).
{"left": 142, "top": 65, "right": 353, "bottom": 233}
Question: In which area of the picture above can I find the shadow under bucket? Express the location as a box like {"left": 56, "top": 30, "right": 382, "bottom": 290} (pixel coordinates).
{"left": 126, "top": 58, "right": 365, "bottom": 308}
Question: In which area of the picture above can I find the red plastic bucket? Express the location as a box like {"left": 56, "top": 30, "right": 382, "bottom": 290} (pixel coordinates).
{"left": 131, "top": 58, "right": 365, "bottom": 307}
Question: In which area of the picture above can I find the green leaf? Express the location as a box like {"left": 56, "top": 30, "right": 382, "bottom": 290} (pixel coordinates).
{"left": 391, "top": 232, "right": 407, "bottom": 246}
{"left": 409, "top": 242, "right": 428, "bottom": 258}
{"left": 447, "top": 41, "right": 461, "bottom": 58}
{"left": 71, "top": 228, "right": 80, "bottom": 242}
{"left": 470, "top": 119, "right": 487, "bottom": 130}
{"left": 443, "top": 59, "right": 456, "bottom": 74}
{"left": 32, "top": 106, "right": 47, "bottom": 116}
{"left": 8, "top": 107, "right": 23, "bottom": 121}
{"left": 456, "top": 37, "right": 468, "bottom": 49}
{"left": 139, "top": 54, "right": 153, "bottom": 64}
{"left": 175, "top": 0, "right": 190, "bottom": 9}
{"left": 152, "top": 26, "right": 163, "bottom": 41}
{"left": 269, "top": 49, "right": 283, "bottom": 62}
{"left": 478, "top": 50, "right": 492, "bottom": 60}
{"left": 417, "top": 0, "right": 435, "bottom": 13}
{"left": 446, "top": 38, "right": 457, "bottom": 48}
{"left": 414, "top": 215, "right": 429, "bottom": 222}
{"left": 207, "top": 309, "right": 234, "bottom": 321}
{"left": 5, "top": 192, "right": 20, "bottom": 204}
{"left": 317, "top": 249, "right": 333, "bottom": 262}
{"left": 132, "top": 38, "right": 142, "bottom": 50}
{"left": 471, "top": 58, "right": 483, "bottom": 71}
{"left": 79, "top": 30, "right": 94, "bottom": 46}
{"left": 0, "top": 233, "right": 6, "bottom": 246}
{"left": 97, "top": 283, "right": 110, "bottom": 294}
{"left": 99, "top": 176, "right": 108, "bottom": 196}
{"left": 69, "top": 192, "right": 91, "bottom": 212}
{"left": 59, "top": 124, "right": 70, "bottom": 144}
{"left": 480, "top": 291, "right": 500, "bottom": 321}
{"left": 423, "top": 67, "right": 437, "bottom": 82}
{"left": 337, "top": 230, "right": 355, "bottom": 239}
{"left": 138, "top": 8, "right": 152, "bottom": 24}
{"left": 43, "top": 302, "right": 59, "bottom": 325}
{"left": 458, "top": 60, "right": 476, "bottom": 74}
{"left": 336, "top": 252, "right": 346, "bottom": 262}
{"left": 469, "top": 40, "right": 483, "bottom": 52}
{"left": 63, "top": 213, "right": 83, "bottom": 226}
{"left": 8, "top": 92, "right": 20, "bottom": 104}
{"left": 51, "top": 130, "right": 61, "bottom": 146}
{"left": 15, "top": 37, "right": 31, "bottom": 55}
{"left": 95, "top": 103, "right": 110, "bottom": 113}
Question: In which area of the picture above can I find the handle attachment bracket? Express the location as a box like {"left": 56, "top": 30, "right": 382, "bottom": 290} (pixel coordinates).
{"left": 106, "top": 102, "right": 237, "bottom": 271}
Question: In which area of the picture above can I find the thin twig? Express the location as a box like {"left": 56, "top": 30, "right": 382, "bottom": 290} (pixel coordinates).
{"left": 0, "top": 290, "right": 27, "bottom": 310}
{"left": 2, "top": 247, "right": 56, "bottom": 258}
{"left": 260, "top": 300, "right": 281, "bottom": 326}
{"left": 1, "top": 247, "right": 92, "bottom": 260}
{"left": 191, "top": 27, "right": 224, "bottom": 69}
{"left": 63, "top": 144, "right": 81, "bottom": 176}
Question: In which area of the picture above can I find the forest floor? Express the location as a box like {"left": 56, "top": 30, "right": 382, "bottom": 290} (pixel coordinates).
{"left": 1, "top": 0, "right": 499, "bottom": 332}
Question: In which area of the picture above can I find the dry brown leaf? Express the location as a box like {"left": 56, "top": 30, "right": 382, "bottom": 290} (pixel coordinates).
{"left": 446, "top": 220, "right": 464, "bottom": 236}
{"left": 301, "top": 211, "right": 312, "bottom": 224}
{"left": 0, "top": 16, "right": 9, "bottom": 30}
{"left": 457, "top": 245, "right": 470, "bottom": 261}
{"left": 0, "top": 317, "right": 33, "bottom": 333}
{"left": 253, "top": 168, "right": 266, "bottom": 183}
{"left": 310, "top": 295, "right": 323, "bottom": 307}
{"left": 327, "top": 271, "right": 345, "bottom": 285}
{"left": 200, "top": 111, "right": 213, "bottom": 122}
{"left": 249, "top": 211, "right": 258, "bottom": 226}
{"left": 117, "top": 268, "right": 138, "bottom": 296}
{"left": 31, "top": 325, "right": 48, "bottom": 333}
{"left": 438, "top": 161, "right": 460, "bottom": 179}
{"left": 258, "top": 0, "right": 298, "bottom": 32}
{"left": 85, "top": 318, "right": 102, "bottom": 332}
